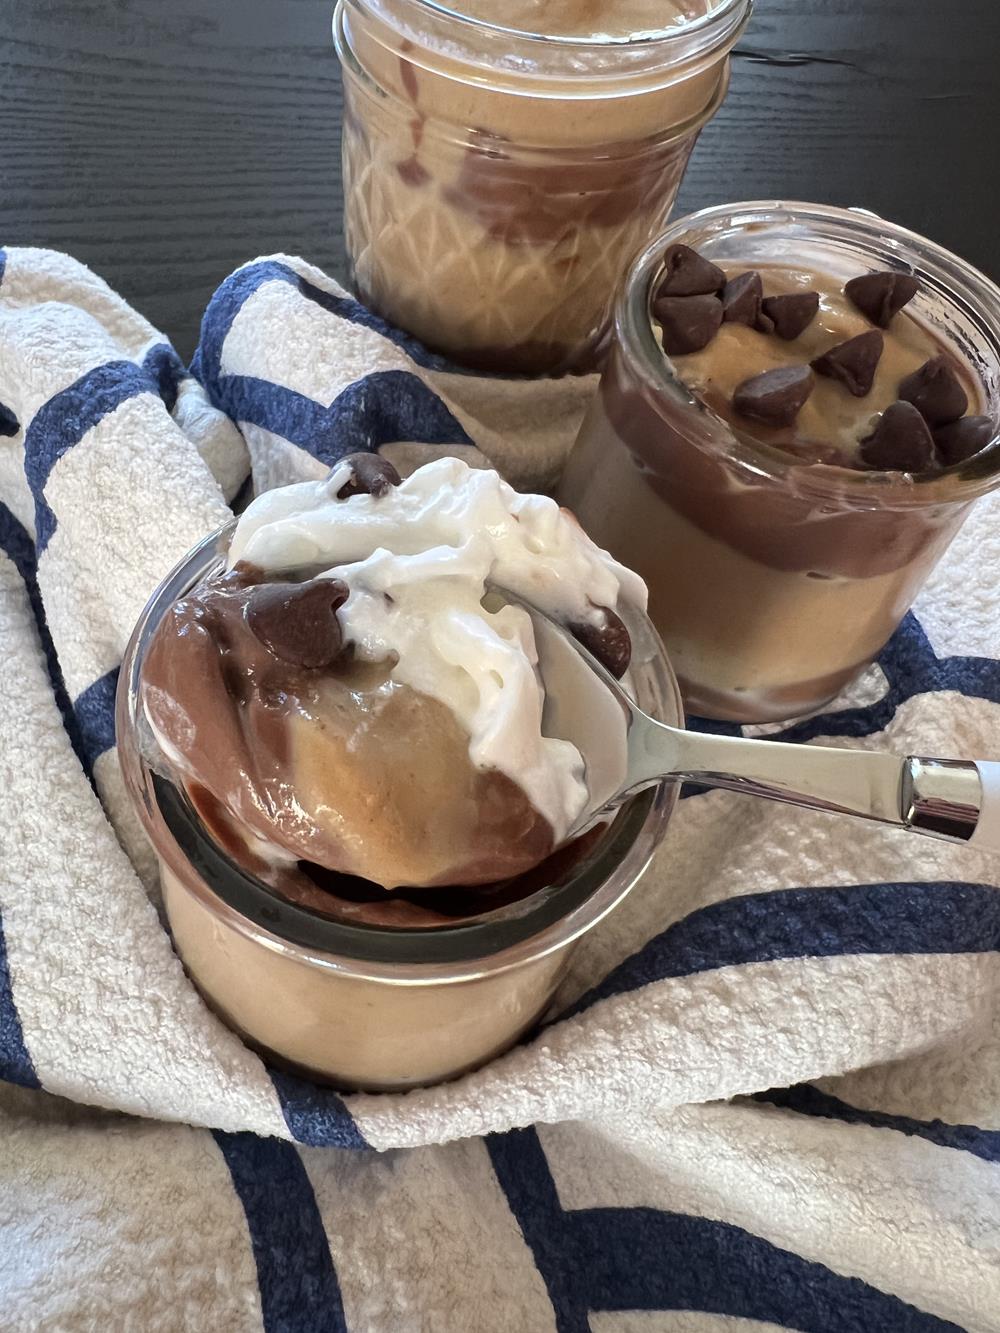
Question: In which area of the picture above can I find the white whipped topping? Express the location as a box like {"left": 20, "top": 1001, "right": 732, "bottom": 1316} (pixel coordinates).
{"left": 227, "top": 457, "right": 646, "bottom": 839}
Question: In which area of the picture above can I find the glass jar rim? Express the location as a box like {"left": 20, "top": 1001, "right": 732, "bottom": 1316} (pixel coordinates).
{"left": 117, "top": 524, "right": 680, "bottom": 983}
{"left": 335, "top": 0, "right": 752, "bottom": 94}
{"left": 384, "top": 0, "right": 750, "bottom": 50}
{"left": 618, "top": 200, "right": 1000, "bottom": 509}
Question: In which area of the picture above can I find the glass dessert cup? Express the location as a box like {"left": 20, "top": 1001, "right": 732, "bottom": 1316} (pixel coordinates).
{"left": 334, "top": 0, "right": 751, "bottom": 375}
{"left": 117, "top": 524, "right": 681, "bottom": 1093}
{"left": 558, "top": 202, "right": 1000, "bottom": 723}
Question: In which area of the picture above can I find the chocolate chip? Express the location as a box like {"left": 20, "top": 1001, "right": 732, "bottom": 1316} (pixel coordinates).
{"left": 898, "top": 355, "right": 969, "bottom": 426}
{"left": 859, "top": 401, "right": 936, "bottom": 473}
{"left": 570, "top": 608, "right": 631, "bottom": 680}
{"left": 760, "top": 292, "right": 820, "bottom": 341}
{"left": 846, "top": 271, "right": 919, "bottom": 328}
{"left": 655, "top": 245, "right": 725, "bottom": 298}
{"left": 246, "top": 578, "right": 350, "bottom": 669}
{"left": 653, "top": 294, "right": 723, "bottom": 356}
{"left": 721, "top": 272, "right": 763, "bottom": 327}
{"left": 733, "top": 365, "right": 814, "bottom": 428}
{"left": 336, "top": 452, "right": 402, "bottom": 499}
{"left": 811, "top": 330, "right": 884, "bottom": 397}
{"left": 933, "top": 415, "right": 995, "bottom": 466}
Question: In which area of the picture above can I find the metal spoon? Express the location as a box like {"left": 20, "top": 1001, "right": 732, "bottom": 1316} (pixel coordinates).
{"left": 518, "top": 598, "right": 1000, "bottom": 853}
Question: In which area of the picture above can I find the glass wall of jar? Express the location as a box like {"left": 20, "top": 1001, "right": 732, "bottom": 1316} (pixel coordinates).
{"left": 334, "top": 0, "right": 752, "bottom": 374}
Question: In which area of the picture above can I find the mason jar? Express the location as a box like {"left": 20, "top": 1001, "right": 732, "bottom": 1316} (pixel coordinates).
{"left": 334, "top": 0, "right": 752, "bottom": 374}
{"left": 117, "top": 524, "right": 680, "bottom": 1092}
{"left": 559, "top": 202, "right": 1000, "bottom": 723}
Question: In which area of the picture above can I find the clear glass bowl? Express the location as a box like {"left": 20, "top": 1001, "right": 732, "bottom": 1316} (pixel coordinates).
{"left": 560, "top": 201, "right": 1000, "bottom": 722}
{"left": 117, "top": 523, "right": 681, "bottom": 1091}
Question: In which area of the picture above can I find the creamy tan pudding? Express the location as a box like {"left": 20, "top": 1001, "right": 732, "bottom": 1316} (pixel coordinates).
{"left": 142, "top": 454, "right": 642, "bottom": 906}
{"left": 336, "top": 0, "right": 749, "bottom": 372}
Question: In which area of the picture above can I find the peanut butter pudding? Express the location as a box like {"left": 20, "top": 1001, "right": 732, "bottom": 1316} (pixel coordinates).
{"left": 336, "top": 0, "right": 750, "bottom": 372}
{"left": 142, "top": 454, "right": 644, "bottom": 908}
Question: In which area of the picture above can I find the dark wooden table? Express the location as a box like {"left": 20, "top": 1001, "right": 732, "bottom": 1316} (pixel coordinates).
{"left": 2, "top": 0, "right": 997, "bottom": 361}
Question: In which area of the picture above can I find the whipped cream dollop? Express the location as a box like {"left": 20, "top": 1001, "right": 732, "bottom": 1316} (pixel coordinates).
{"left": 227, "top": 457, "right": 646, "bottom": 839}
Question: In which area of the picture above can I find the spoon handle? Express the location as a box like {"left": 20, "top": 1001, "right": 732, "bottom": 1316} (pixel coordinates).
{"left": 632, "top": 715, "right": 1000, "bottom": 849}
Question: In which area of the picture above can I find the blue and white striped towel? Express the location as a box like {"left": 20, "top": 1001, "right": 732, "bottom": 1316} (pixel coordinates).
{"left": 1, "top": 246, "right": 998, "bottom": 1331}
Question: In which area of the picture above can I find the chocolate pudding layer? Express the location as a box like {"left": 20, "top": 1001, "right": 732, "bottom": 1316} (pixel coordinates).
{"left": 336, "top": 0, "right": 748, "bottom": 373}
{"left": 559, "top": 208, "right": 1000, "bottom": 722}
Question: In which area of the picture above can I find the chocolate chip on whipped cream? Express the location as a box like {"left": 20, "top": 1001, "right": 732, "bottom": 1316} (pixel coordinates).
{"left": 335, "top": 451, "right": 402, "bottom": 499}
{"left": 246, "top": 578, "right": 350, "bottom": 670}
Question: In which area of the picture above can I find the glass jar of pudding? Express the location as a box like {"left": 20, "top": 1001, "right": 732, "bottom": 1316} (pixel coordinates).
{"left": 117, "top": 525, "right": 680, "bottom": 1093}
{"left": 334, "top": 0, "right": 752, "bottom": 374}
{"left": 558, "top": 202, "right": 1000, "bottom": 723}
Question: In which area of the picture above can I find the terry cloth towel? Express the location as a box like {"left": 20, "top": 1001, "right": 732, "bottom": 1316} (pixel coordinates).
{"left": 1, "top": 247, "right": 999, "bottom": 1332}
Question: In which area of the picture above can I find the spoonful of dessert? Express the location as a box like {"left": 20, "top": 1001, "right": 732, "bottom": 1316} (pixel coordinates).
{"left": 511, "top": 592, "right": 1000, "bottom": 853}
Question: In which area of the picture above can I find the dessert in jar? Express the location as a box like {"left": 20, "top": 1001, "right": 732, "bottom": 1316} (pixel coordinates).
{"left": 334, "top": 0, "right": 752, "bottom": 373}
{"left": 558, "top": 202, "right": 1000, "bottom": 723}
{"left": 118, "top": 455, "right": 679, "bottom": 1091}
